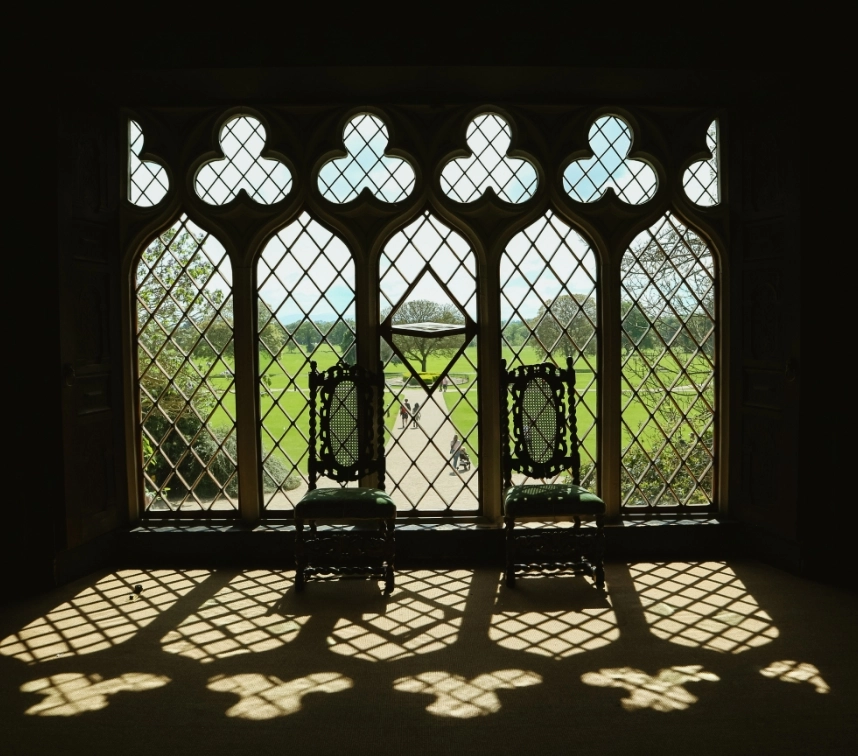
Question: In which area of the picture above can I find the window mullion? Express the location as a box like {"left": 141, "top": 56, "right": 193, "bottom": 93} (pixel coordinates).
{"left": 601, "top": 244, "right": 623, "bottom": 523}
{"left": 355, "top": 237, "right": 379, "bottom": 489}
{"left": 480, "top": 243, "right": 503, "bottom": 524}
{"left": 232, "top": 263, "right": 262, "bottom": 522}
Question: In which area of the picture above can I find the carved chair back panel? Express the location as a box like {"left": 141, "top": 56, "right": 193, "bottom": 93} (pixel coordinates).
{"left": 505, "top": 361, "right": 577, "bottom": 481}
{"left": 310, "top": 363, "right": 383, "bottom": 485}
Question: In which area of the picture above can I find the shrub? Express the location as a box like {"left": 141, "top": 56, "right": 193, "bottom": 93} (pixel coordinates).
{"left": 620, "top": 428, "right": 714, "bottom": 506}
{"left": 143, "top": 414, "right": 296, "bottom": 501}
{"left": 405, "top": 372, "right": 441, "bottom": 385}
{"left": 260, "top": 452, "right": 300, "bottom": 493}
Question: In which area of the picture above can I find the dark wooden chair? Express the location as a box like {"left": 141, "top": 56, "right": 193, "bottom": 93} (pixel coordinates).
{"left": 294, "top": 360, "right": 395, "bottom": 593}
{"left": 501, "top": 357, "right": 606, "bottom": 589}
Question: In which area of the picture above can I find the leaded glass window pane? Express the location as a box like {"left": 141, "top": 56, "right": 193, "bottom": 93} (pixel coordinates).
{"left": 501, "top": 211, "right": 599, "bottom": 487}
{"left": 620, "top": 213, "right": 716, "bottom": 510}
{"left": 136, "top": 216, "right": 237, "bottom": 513}
{"left": 257, "top": 213, "right": 356, "bottom": 510}
{"left": 380, "top": 213, "right": 479, "bottom": 513}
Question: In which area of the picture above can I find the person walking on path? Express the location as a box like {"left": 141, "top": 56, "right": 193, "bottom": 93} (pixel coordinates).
{"left": 399, "top": 400, "right": 410, "bottom": 429}
{"left": 411, "top": 401, "right": 421, "bottom": 428}
{"left": 449, "top": 433, "right": 463, "bottom": 474}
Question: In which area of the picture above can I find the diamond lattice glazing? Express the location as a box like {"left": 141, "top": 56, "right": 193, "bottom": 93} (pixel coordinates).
{"left": 501, "top": 211, "right": 599, "bottom": 487}
{"left": 195, "top": 116, "right": 291, "bottom": 206}
{"left": 129, "top": 120, "right": 169, "bottom": 207}
{"left": 380, "top": 213, "right": 479, "bottom": 513}
{"left": 683, "top": 120, "right": 719, "bottom": 206}
{"left": 136, "top": 216, "right": 237, "bottom": 513}
{"left": 564, "top": 115, "right": 657, "bottom": 205}
{"left": 318, "top": 114, "right": 415, "bottom": 203}
{"left": 440, "top": 114, "right": 538, "bottom": 203}
{"left": 620, "top": 213, "right": 715, "bottom": 510}
{"left": 257, "top": 213, "right": 356, "bottom": 511}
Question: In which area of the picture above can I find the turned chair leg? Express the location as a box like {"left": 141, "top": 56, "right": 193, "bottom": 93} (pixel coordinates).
{"left": 504, "top": 516, "right": 516, "bottom": 588}
{"left": 383, "top": 518, "right": 395, "bottom": 594}
{"left": 295, "top": 518, "right": 306, "bottom": 592}
{"left": 594, "top": 514, "right": 605, "bottom": 590}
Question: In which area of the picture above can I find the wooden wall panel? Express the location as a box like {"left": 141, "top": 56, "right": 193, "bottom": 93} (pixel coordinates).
{"left": 734, "top": 109, "right": 800, "bottom": 546}
{"left": 58, "top": 109, "right": 125, "bottom": 549}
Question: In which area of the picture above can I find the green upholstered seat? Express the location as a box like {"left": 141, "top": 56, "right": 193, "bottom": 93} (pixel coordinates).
{"left": 504, "top": 484, "right": 606, "bottom": 518}
{"left": 295, "top": 487, "right": 396, "bottom": 520}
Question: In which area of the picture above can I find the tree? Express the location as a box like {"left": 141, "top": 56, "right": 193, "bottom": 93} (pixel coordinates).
{"left": 620, "top": 214, "right": 715, "bottom": 456}
{"left": 620, "top": 214, "right": 714, "bottom": 342}
{"left": 258, "top": 300, "right": 289, "bottom": 355}
{"left": 620, "top": 300, "right": 655, "bottom": 355}
{"left": 326, "top": 318, "right": 356, "bottom": 356}
{"left": 327, "top": 317, "right": 356, "bottom": 363}
{"left": 385, "top": 299, "right": 465, "bottom": 372}
{"left": 531, "top": 293, "right": 597, "bottom": 361}
{"left": 137, "top": 227, "right": 231, "bottom": 420}
{"left": 137, "top": 225, "right": 277, "bottom": 504}
{"left": 285, "top": 319, "right": 320, "bottom": 352}
{"left": 502, "top": 319, "right": 529, "bottom": 348}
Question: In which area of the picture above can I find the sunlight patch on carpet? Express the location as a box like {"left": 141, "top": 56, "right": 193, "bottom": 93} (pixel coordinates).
{"left": 327, "top": 571, "right": 470, "bottom": 661}
{"left": 581, "top": 665, "right": 718, "bottom": 712}
{"left": 21, "top": 672, "right": 169, "bottom": 716}
{"left": 489, "top": 579, "right": 618, "bottom": 658}
{"left": 393, "top": 669, "right": 542, "bottom": 718}
{"left": 161, "top": 571, "right": 307, "bottom": 663}
{"left": 631, "top": 562, "right": 779, "bottom": 653}
{"left": 760, "top": 660, "right": 829, "bottom": 693}
{"left": 490, "top": 608, "right": 617, "bottom": 658}
{"left": 1, "top": 570, "right": 211, "bottom": 663}
{"left": 208, "top": 673, "right": 353, "bottom": 719}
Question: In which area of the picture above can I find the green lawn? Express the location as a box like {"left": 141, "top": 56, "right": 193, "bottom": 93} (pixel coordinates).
{"left": 200, "top": 341, "right": 713, "bottom": 471}
{"left": 253, "top": 390, "right": 397, "bottom": 472}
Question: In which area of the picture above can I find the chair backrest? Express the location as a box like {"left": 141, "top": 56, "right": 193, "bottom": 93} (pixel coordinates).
{"left": 501, "top": 357, "right": 581, "bottom": 487}
{"left": 307, "top": 361, "right": 385, "bottom": 490}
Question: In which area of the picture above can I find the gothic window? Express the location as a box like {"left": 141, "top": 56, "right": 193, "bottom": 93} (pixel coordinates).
{"left": 440, "top": 113, "right": 537, "bottom": 203}
{"left": 563, "top": 115, "right": 657, "bottom": 205}
{"left": 125, "top": 103, "right": 723, "bottom": 523}
{"left": 194, "top": 115, "right": 292, "bottom": 206}
{"left": 379, "top": 213, "right": 479, "bottom": 513}
{"left": 258, "top": 214, "right": 356, "bottom": 511}
{"left": 501, "top": 211, "right": 600, "bottom": 488}
{"left": 128, "top": 120, "right": 168, "bottom": 207}
{"left": 620, "top": 213, "right": 716, "bottom": 511}
{"left": 684, "top": 120, "right": 719, "bottom": 206}
{"left": 318, "top": 113, "right": 415, "bottom": 203}
{"left": 136, "top": 217, "right": 237, "bottom": 514}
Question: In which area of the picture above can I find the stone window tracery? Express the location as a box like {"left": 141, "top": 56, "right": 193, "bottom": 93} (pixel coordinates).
{"left": 126, "top": 103, "right": 723, "bottom": 522}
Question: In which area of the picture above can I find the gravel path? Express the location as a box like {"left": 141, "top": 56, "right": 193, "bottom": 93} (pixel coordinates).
{"left": 384, "top": 389, "right": 478, "bottom": 512}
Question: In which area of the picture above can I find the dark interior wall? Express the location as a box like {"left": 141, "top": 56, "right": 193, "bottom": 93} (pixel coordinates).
{"left": 729, "top": 104, "right": 801, "bottom": 548}
{"left": 6, "top": 85, "right": 65, "bottom": 601}
{"left": 5, "top": 20, "right": 817, "bottom": 602}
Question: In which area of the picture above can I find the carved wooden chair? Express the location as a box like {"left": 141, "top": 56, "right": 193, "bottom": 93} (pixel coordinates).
{"left": 294, "top": 361, "right": 395, "bottom": 593}
{"left": 501, "top": 357, "right": 606, "bottom": 589}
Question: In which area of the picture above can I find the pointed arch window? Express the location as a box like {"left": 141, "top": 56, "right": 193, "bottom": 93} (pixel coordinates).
{"left": 257, "top": 213, "right": 357, "bottom": 511}
{"left": 501, "top": 211, "right": 600, "bottom": 488}
{"left": 123, "top": 101, "right": 725, "bottom": 524}
{"left": 620, "top": 212, "right": 716, "bottom": 511}
{"left": 379, "top": 212, "right": 479, "bottom": 514}
{"left": 135, "top": 216, "right": 237, "bottom": 514}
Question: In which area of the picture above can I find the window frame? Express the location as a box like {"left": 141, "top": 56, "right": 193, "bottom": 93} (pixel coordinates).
{"left": 120, "top": 102, "right": 728, "bottom": 525}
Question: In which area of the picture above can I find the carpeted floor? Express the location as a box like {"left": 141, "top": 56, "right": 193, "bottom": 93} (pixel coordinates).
{"left": 1, "top": 560, "right": 856, "bottom": 756}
